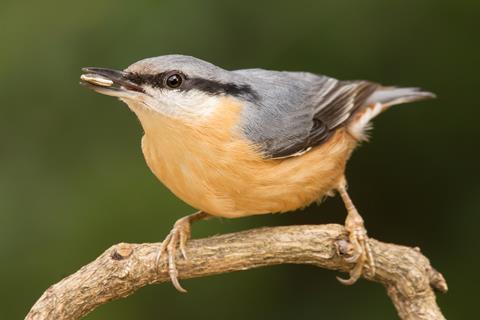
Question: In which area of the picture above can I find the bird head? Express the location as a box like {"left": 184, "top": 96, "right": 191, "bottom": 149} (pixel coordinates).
{"left": 81, "top": 55, "right": 255, "bottom": 122}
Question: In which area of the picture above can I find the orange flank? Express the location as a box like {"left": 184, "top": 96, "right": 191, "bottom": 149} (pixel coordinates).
{"left": 133, "top": 97, "right": 357, "bottom": 218}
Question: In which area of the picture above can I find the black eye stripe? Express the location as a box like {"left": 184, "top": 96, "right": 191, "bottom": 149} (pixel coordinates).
{"left": 186, "top": 78, "right": 257, "bottom": 98}
{"left": 124, "top": 72, "right": 259, "bottom": 101}
{"left": 124, "top": 72, "right": 168, "bottom": 88}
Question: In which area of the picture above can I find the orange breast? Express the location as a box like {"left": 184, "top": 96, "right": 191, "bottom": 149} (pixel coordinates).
{"left": 135, "top": 98, "right": 357, "bottom": 218}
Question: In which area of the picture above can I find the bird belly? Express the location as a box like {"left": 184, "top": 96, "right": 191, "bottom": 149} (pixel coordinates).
{"left": 136, "top": 97, "right": 356, "bottom": 218}
{"left": 141, "top": 128, "right": 355, "bottom": 218}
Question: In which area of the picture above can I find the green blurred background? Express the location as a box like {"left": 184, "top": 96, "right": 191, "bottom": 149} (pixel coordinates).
{"left": 1, "top": 0, "right": 478, "bottom": 318}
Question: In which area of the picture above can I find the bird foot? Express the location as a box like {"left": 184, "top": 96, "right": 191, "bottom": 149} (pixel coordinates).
{"left": 336, "top": 221, "right": 375, "bottom": 285}
{"left": 156, "top": 216, "right": 192, "bottom": 293}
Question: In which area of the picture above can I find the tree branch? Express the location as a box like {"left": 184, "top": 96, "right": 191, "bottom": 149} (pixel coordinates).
{"left": 26, "top": 224, "right": 447, "bottom": 320}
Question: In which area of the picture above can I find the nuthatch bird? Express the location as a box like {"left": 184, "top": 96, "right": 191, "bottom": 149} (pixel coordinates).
{"left": 80, "top": 55, "right": 434, "bottom": 292}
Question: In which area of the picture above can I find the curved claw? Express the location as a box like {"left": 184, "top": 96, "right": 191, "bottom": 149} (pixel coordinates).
{"left": 337, "top": 251, "right": 366, "bottom": 285}
{"left": 156, "top": 233, "right": 172, "bottom": 265}
{"left": 167, "top": 230, "right": 188, "bottom": 293}
{"left": 343, "top": 251, "right": 361, "bottom": 263}
{"left": 156, "top": 219, "right": 191, "bottom": 293}
{"left": 336, "top": 184, "right": 376, "bottom": 285}
{"left": 337, "top": 230, "right": 375, "bottom": 285}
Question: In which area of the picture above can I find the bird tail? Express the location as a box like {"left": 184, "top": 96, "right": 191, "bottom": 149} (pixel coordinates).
{"left": 366, "top": 87, "right": 436, "bottom": 108}
{"left": 348, "top": 87, "right": 436, "bottom": 141}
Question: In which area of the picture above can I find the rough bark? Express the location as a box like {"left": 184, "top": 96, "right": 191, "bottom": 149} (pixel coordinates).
{"left": 26, "top": 224, "right": 447, "bottom": 320}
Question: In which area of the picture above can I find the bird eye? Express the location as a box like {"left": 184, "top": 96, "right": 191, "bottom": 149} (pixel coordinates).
{"left": 165, "top": 73, "right": 183, "bottom": 89}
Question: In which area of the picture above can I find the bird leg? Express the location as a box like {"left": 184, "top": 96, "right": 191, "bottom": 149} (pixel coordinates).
{"left": 156, "top": 211, "right": 210, "bottom": 292}
{"left": 336, "top": 184, "right": 375, "bottom": 285}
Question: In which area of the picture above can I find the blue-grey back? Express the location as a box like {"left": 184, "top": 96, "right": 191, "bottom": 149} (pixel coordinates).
{"left": 231, "top": 68, "right": 374, "bottom": 158}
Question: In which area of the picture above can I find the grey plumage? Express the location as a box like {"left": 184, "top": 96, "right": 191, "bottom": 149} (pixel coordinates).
{"left": 123, "top": 55, "right": 434, "bottom": 159}
{"left": 234, "top": 69, "right": 379, "bottom": 158}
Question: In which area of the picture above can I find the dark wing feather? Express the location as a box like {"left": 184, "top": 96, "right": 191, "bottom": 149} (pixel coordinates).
{"left": 233, "top": 69, "right": 380, "bottom": 159}
{"left": 269, "top": 80, "right": 378, "bottom": 158}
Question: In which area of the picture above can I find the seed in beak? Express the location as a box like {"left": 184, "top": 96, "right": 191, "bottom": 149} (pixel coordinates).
{"left": 80, "top": 74, "right": 114, "bottom": 87}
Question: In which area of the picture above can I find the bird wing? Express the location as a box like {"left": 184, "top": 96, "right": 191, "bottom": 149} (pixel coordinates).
{"left": 235, "top": 69, "right": 379, "bottom": 159}
{"left": 278, "top": 79, "right": 379, "bottom": 158}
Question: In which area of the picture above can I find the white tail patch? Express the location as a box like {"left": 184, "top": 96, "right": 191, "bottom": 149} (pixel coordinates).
{"left": 348, "top": 103, "right": 385, "bottom": 141}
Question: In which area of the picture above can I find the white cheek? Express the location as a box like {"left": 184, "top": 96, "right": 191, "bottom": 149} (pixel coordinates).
{"left": 143, "top": 87, "right": 221, "bottom": 120}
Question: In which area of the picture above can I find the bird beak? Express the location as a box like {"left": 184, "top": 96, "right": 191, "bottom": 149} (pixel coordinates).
{"left": 80, "top": 67, "right": 145, "bottom": 98}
